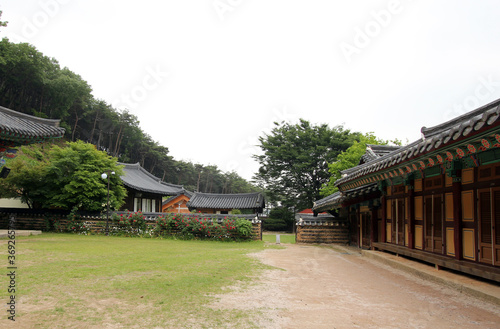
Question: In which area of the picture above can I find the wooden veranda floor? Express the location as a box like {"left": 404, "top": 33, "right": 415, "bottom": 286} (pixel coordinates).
{"left": 372, "top": 242, "right": 500, "bottom": 283}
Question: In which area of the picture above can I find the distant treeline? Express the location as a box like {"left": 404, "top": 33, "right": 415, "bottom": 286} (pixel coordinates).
{"left": 0, "top": 38, "right": 257, "bottom": 194}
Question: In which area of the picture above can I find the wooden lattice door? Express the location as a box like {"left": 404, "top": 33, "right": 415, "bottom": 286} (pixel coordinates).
{"left": 361, "top": 212, "right": 371, "bottom": 248}
{"left": 478, "top": 188, "right": 500, "bottom": 265}
{"left": 424, "top": 195, "right": 443, "bottom": 254}
{"left": 396, "top": 199, "right": 405, "bottom": 246}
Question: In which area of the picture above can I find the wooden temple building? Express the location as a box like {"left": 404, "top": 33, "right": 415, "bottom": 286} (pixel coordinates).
{"left": 312, "top": 99, "right": 500, "bottom": 282}
{"left": 118, "top": 162, "right": 184, "bottom": 212}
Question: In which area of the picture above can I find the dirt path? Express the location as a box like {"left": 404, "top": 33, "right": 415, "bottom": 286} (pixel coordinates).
{"left": 211, "top": 244, "right": 500, "bottom": 329}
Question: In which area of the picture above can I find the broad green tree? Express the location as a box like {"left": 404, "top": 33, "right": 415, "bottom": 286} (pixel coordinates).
{"left": 44, "top": 141, "right": 127, "bottom": 211}
{"left": 253, "top": 119, "right": 361, "bottom": 210}
{"left": 1, "top": 141, "right": 126, "bottom": 211}
{"left": 320, "top": 133, "right": 400, "bottom": 197}
{"left": 0, "top": 142, "right": 53, "bottom": 207}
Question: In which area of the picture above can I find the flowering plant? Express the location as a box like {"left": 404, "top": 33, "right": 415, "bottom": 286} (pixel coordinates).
{"left": 117, "top": 211, "right": 147, "bottom": 230}
{"left": 65, "top": 207, "right": 90, "bottom": 234}
{"left": 154, "top": 214, "right": 254, "bottom": 241}
{"left": 44, "top": 215, "right": 62, "bottom": 232}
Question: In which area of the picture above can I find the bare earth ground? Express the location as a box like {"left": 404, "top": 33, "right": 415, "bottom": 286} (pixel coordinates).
{"left": 210, "top": 244, "right": 500, "bottom": 329}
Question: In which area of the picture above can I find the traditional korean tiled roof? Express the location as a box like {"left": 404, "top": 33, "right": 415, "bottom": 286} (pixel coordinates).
{"left": 360, "top": 144, "right": 402, "bottom": 164}
{"left": 312, "top": 191, "right": 343, "bottom": 212}
{"left": 0, "top": 106, "right": 65, "bottom": 147}
{"left": 335, "top": 98, "right": 500, "bottom": 187}
{"left": 162, "top": 190, "right": 193, "bottom": 205}
{"left": 119, "top": 162, "right": 184, "bottom": 196}
{"left": 312, "top": 184, "right": 380, "bottom": 212}
{"left": 296, "top": 213, "right": 339, "bottom": 226}
{"left": 187, "top": 192, "right": 265, "bottom": 211}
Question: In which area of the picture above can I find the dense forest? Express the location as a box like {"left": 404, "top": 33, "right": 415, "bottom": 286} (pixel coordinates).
{"left": 0, "top": 37, "right": 257, "bottom": 194}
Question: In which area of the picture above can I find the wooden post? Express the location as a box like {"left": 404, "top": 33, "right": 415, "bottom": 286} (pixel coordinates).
{"left": 370, "top": 206, "right": 378, "bottom": 249}
{"left": 357, "top": 206, "right": 361, "bottom": 248}
{"left": 408, "top": 187, "right": 415, "bottom": 249}
{"left": 381, "top": 195, "right": 387, "bottom": 243}
{"left": 452, "top": 176, "right": 462, "bottom": 260}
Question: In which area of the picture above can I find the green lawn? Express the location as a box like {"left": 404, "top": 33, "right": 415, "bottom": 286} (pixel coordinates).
{"left": 0, "top": 234, "right": 277, "bottom": 328}
{"left": 262, "top": 233, "right": 296, "bottom": 244}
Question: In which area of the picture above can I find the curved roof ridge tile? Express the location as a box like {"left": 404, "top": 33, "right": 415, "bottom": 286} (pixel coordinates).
{"left": 0, "top": 106, "right": 66, "bottom": 141}
{"left": 0, "top": 105, "right": 62, "bottom": 127}
{"left": 118, "top": 162, "right": 184, "bottom": 196}
{"left": 420, "top": 98, "right": 500, "bottom": 138}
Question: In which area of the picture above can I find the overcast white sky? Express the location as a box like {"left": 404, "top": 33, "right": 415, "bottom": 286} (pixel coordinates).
{"left": 2, "top": 0, "right": 500, "bottom": 180}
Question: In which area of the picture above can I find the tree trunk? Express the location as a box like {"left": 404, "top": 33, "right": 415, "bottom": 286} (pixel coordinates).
{"left": 89, "top": 111, "right": 100, "bottom": 144}
{"left": 113, "top": 124, "right": 123, "bottom": 157}
{"left": 72, "top": 111, "right": 79, "bottom": 141}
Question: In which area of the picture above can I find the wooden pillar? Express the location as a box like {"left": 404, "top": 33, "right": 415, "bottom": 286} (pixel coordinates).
{"left": 408, "top": 187, "right": 415, "bottom": 249}
{"left": 370, "top": 206, "right": 378, "bottom": 249}
{"left": 381, "top": 195, "right": 387, "bottom": 243}
{"left": 356, "top": 206, "right": 361, "bottom": 248}
{"left": 452, "top": 176, "right": 463, "bottom": 260}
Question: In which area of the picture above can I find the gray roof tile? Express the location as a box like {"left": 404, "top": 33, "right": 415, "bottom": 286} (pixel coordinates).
{"left": 162, "top": 190, "right": 193, "bottom": 205}
{"left": 187, "top": 192, "right": 265, "bottom": 211}
{"left": 0, "top": 106, "right": 65, "bottom": 145}
{"left": 312, "top": 191, "right": 343, "bottom": 212}
{"left": 119, "top": 162, "right": 184, "bottom": 196}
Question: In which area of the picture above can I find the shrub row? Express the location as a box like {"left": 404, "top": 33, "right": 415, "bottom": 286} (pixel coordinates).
{"left": 65, "top": 210, "right": 254, "bottom": 241}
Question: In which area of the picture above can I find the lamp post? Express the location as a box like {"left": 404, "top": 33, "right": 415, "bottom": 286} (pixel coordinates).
{"left": 101, "top": 170, "right": 115, "bottom": 235}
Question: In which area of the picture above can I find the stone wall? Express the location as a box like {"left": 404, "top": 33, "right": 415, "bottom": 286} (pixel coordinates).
{"left": 295, "top": 214, "right": 349, "bottom": 244}
{"left": 296, "top": 224, "right": 349, "bottom": 244}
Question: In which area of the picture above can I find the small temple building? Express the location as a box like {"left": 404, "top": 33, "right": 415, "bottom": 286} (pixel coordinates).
{"left": 118, "top": 162, "right": 184, "bottom": 212}
{"left": 162, "top": 191, "right": 193, "bottom": 213}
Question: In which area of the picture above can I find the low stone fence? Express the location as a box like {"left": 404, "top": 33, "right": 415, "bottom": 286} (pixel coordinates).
{"left": 295, "top": 214, "right": 349, "bottom": 244}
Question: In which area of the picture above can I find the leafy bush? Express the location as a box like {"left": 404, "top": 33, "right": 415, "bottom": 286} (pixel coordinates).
{"left": 262, "top": 217, "right": 288, "bottom": 231}
{"left": 66, "top": 207, "right": 90, "bottom": 235}
{"left": 265, "top": 207, "right": 294, "bottom": 231}
{"left": 235, "top": 219, "right": 253, "bottom": 237}
{"left": 154, "top": 214, "right": 254, "bottom": 241}
{"left": 108, "top": 211, "right": 149, "bottom": 236}
{"left": 43, "top": 215, "right": 62, "bottom": 232}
